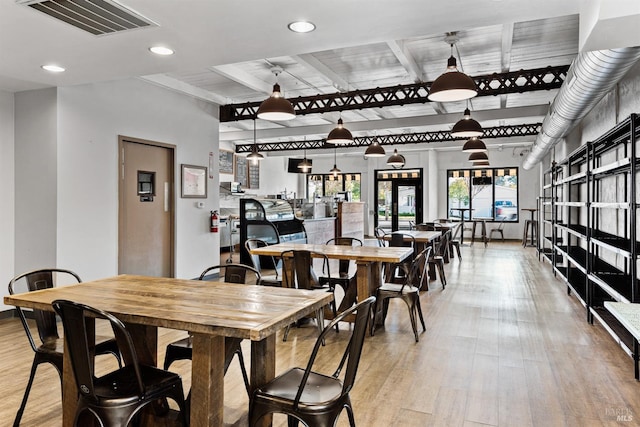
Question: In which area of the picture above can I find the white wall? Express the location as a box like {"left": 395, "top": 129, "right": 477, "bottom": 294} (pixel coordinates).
{"left": 10, "top": 79, "right": 220, "bottom": 283}
{"left": 14, "top": 88, "right": 58, "bottom": 275}
{"left": 0, "top": 90, "right": 15, "bottom": 310}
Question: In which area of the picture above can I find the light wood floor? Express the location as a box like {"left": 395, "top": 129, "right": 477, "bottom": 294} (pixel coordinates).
{"left": 2, "top": 242, "right": 639, "bottom": 426}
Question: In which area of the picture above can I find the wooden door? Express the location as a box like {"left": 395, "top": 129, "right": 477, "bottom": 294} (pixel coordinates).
{"left": 118, "top": 137, "right": 174, "bottom": 277}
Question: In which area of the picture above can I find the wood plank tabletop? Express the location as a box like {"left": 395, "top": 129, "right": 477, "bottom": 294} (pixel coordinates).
{"left": 382, "top": 230, "right": 441, "bottom": 243}
{"left": 249, "top": 242, "right": 413, "bottom": 263}
{"left": 4, "top": 274, "right": 333, "bottom": 341}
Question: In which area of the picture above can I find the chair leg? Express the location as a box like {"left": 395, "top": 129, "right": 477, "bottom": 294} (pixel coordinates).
{"left": 403, "top": 298, "right": 419, "bottom": 342}
{"left": 14, "top": 358, "right": 39, "bottom": 427}
{"left": 437, "top": 260, "right": 447, "bottom": 289}
{"left": 235, "top": 350, "right": 251, "bottom": 397}
{"left": 415, "top": 295, "right": 426, "bottom": 332}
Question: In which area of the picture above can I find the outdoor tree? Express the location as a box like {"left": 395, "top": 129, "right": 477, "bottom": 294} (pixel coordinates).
{"left": 449, "top": 178, "right": 469, "bottom": 208}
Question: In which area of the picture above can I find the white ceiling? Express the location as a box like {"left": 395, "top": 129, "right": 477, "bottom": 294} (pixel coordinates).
{"left": 2, "top": 0, "right": 639, "bottom": 154}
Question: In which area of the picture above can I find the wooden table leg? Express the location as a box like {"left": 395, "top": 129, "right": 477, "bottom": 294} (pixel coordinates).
{"left": 251, "top": 335, "right": 276, "bottom": 427}
{"left": 191, "top": 334, "right": 225, "bottom": 426}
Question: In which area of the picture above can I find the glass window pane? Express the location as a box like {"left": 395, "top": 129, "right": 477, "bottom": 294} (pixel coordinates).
{"left": 495, "top": 174, "right": 518, "bottom": 221}
{"left": 448, "top": 176, "right": 470, "bottom": 220}
{"left": 471, "top": 174, "right": 493, "bottom": 219}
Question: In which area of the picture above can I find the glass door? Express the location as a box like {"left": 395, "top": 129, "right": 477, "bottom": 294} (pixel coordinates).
{"left": 375, "top": 169, "right": 423, "bottom": 231}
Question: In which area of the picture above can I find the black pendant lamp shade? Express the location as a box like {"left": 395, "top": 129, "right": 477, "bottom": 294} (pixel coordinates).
{"left": 364, "top": 138, "right": 386, "bottom": 157}
{"left": 428, "top": 43, "right": 477, "bottom": 103}
{"left": 387, "top": 149, "right": 405, "bottom": 168}
{"left": 468, "top": 151, "right": 489, "bottom": 163}
{"left": 327, "top": 118, "right": 353, "bottom": 144}
{"left": 451, "top": 108, "right": 483, "bottom": 138}
{"left": 474, "top": 160, "right": 490, "bottom": 166}
{"left": 462, "top": 137, "right": 487, "bottom": 153}
{"left": 257, "top": 82, "right": 295, "bottom": 121}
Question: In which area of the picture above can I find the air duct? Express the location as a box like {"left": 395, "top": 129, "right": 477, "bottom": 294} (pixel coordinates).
{"left": 522, "top": 47, "right": 640, "bottom": 170}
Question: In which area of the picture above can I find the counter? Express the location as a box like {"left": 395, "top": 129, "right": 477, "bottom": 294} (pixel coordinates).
{"left": 302, "top": 217, "right": 336, "bottom": 244}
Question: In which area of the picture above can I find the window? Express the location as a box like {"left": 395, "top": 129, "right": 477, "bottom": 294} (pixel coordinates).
{"left": 306, "top": 173, "right": 361, "bottom": 201}
{"left": 447, "top": 168, "right": 519, "bottom": 222}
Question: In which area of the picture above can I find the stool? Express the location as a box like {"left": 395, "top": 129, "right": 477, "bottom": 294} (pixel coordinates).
{"left": 522, "top": 220, "right": 537, "bottom": 247}
{"left": 471, "top": 220, "right": 488, "bottom": 247}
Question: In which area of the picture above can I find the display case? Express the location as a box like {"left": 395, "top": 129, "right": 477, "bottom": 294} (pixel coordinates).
{"left": 239, "top": 198, "right": 307, "bottom": 265}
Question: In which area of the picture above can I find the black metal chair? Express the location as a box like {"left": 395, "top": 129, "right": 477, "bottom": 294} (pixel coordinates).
{"left": 371, "top": 247, "right": 429, "bottom": 342}
{"left": 319, "top": 237, "right": 363, "bottom": 313}
{"left": 428, "top": 230, "right": 449, "bottom": 290}
{"left": 489, "top": 220, "right": 506, "bottom": 242}
{"left": 249, "top": 296, "right": 376, "bottom": 427}
{"left": 163, "top": 264, "right": 259, "bottom": 397}
{"left": 374, "top": 227, "right": 387, "bottom": 247}
{"left": 52, "top": 299, "right": 187, "bottom": 427}
{"left": 244, "top": 238, "right": 283, "bottom": 286}
{"left": 8, "top": 268, "right": 122, "bottom": 427}
{"left": 385, "top": 232, "right": 417, "bottom": 283}
{"left": 281, "top": 249, "right": 333, "bottom": 341}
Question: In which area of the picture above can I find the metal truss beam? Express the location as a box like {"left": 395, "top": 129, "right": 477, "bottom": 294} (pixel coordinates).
{"left": 220, "top": 65, "right": 568, "bottom": 122}
{"left": 235, "top": 123, "right": 542, "bottom": 153}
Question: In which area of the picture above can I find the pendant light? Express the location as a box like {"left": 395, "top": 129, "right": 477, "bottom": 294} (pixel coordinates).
{"left": 364, "top": 137, "right": 386, "bottom": 157}
{"left": 329, "top": 146, "right": 341, "bottom": 176}
{"left": 428, "top": 33, "right": 477, "bottom": 103}
{"left": 451, "top": 107, "right": 483, "bottom": 138}
{"left": 326, "top": 117, "right": 353, "bottom": 145}
{"left": 257, "top": 67, "right": 295, "bottom": 121}
{"left": 462, "top": 137, "right": 487, "bottom": 153}
{"left": 246, "top": 119, "right": 264, "bottom": 165}
{"left": 387, "top": 148, "right": 405, "bottom": 169}
{"left": 298, "top": 143, "right": 312, "bottom": 173}
{"left": 468, "top": 152, "right": 489, "bottom": 163}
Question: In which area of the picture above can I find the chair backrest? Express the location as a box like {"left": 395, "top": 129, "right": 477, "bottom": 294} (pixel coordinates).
{"left": 293, "top": 296, "right": 376, "bottom": 409}
{"left": 280, "top": 250, "right": 328, "bottom": 290}
{"left": 389, "top": 233, "right": 417, "bottom": 259}
{"left": 432, "top": 230, "right": 450, "bottom": 257}
{"left": 405, "top": 246, "right": 431, "bottom": 290}
{"left": 199, "top": 263, "right": 261, "bottom": 285}
{"left": 8, "top": 268, "right": 81, "bottom": 351}
{"left": 374, "top": 227, "right": 387, "bottom": 247}
{"left": 52, "top": 299, "right": 144, "bottom": 401}
{"left": 244, "top": 238, "right": 280, "bottom": 278}
{"left": 326, "top": 237, "right": 363, "bottom": 276}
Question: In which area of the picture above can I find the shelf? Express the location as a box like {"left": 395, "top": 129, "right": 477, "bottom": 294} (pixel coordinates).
{"left": 556, "top": 245, "right": 588, "bottom": 274}
{"left": 556, "top": 201, "right": 587, "bottom": 207}
{"left": 589, "top": 257, "right": 632, "bottom": 302}
{"left": 591, "top": 229, "right": 640, "bottom": 258}
{"left": 591, "top": 202, "right": 630, "bottom": 209}
{"left": 591, "top": 157, "right": 631, "bottom": 177}
{"left": 590, "top": 306, "right": 634, "bottom": 357}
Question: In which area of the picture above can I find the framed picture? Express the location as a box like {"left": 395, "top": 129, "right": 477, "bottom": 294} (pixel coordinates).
{"left": 219, "top": 149, "right": 234, "bottom": 174}
{"left": 181, "top": 164, "right": 208, "bottom": 198}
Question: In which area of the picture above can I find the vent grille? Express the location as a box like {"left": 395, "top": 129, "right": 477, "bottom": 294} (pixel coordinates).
{"left": 18, "top": 0, "right": 157, "bottom": 35}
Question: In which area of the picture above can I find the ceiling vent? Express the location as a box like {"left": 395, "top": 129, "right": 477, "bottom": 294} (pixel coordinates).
{"left": 17, "top": 0, "right": 157, "bottom": 36}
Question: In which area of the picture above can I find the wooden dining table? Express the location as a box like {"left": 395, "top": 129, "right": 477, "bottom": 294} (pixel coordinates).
{"left": 249, "top": 242, "right": 413, "bottom": 314}
{"left": 4, "top": 274, "right": 333, "bottom": 427}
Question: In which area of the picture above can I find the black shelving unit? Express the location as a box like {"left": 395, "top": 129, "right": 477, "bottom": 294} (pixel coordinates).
{"left": 538, "top": 114, "right": 640, "bottom": 377}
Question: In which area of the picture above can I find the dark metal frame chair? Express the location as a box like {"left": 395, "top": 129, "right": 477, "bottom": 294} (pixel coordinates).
{"left": 52, "top": 299, "right": 187, "bottom": 427}
{"left": 489, "top": 220, "right": 506, "bottom": 242}
{"left": 280, "top": 249, "right": 333, "bottom": 341}
{"left": 163, "top": 264, "right": 259, "bottom": 397}
{"left": 249, "top": 296, "right": 376, "bottom": 427}
{"left": 319, "top": 237, "right": 363, "bottom": 313}
{"left": 374, "top": 227, "right": 387, "bottom": 247}
{"left": 371, "top": 247, "right": 429, "bottom": 342}
{"left": 428, "top": 230, "right": 449, "bottom": 290}
{"left": 244, "top": 238, "right": 283, "bottom": 286}
{"left": 8, "top": 268, "right": 122, "bottom": 427}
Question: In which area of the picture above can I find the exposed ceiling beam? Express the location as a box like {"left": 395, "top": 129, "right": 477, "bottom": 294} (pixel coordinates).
{"left": 387, "top": 40, "right": 424, "bottom": 82}
{"left": 221, "top": 104, "right": 549, "bottom": 141}
{"left": 139, "top": 74, "right": 228, "bottom": 106}
{"left": 293, "top": 54, "right": 350, "bottom": 93}
{"left": 210, "top": 64, "right": 273, "bottom": 94}
{"left": 219, "top": 65, "right": 569, "bottom": 122}
{"left": 500, "top": 22, "right": 515, "bottom": 109}
{"left": 235, "top": 123, "right": 542, "bottom": 153}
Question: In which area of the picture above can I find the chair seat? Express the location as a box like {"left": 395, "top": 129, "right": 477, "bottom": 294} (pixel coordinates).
{"left": 378, "top": 283, "right": 420, "bottom": 294}
{"left": 94, "top": 365, "right": 182, "bottom": 403}
{"left": 256, "top": 367, "right": 343, "bottom": 405}
{"left": 258, "top": 274, "right": 282, "bottom": 287}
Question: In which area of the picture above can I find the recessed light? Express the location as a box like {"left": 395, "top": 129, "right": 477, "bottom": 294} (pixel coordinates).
{"left": 41, "top": 64, "right": 65, "bottom": 73}
{"left": 149, "top": 46, "right": 174, "bottom": 56}
{"left": 288, "top": 21, "right": 315, "bottom": 33}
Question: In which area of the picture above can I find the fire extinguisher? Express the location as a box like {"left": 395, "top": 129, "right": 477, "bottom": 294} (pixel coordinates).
{"left": 210, "top": 210, "right": 219, "bottom": 233}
